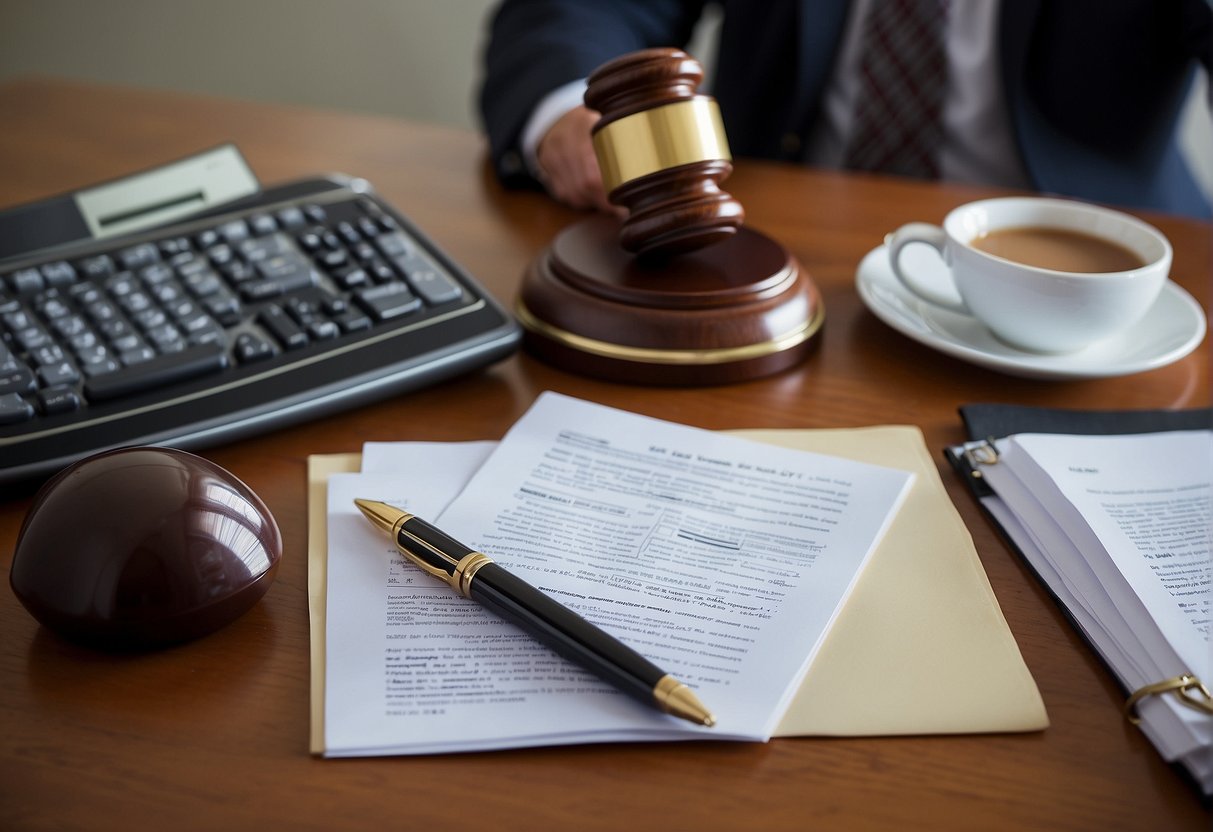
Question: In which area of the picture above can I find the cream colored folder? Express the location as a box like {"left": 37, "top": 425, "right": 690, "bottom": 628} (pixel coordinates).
{"left": 306, "top": 426, "right": 1047, "bottom": 752}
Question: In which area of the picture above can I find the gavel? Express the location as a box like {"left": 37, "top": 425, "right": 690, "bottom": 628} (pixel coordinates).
{"left": 586, "top": 48, "right": 743, "bottom": 257}
{"left": 517, "top": 47, "right": 823, "bottom": 385}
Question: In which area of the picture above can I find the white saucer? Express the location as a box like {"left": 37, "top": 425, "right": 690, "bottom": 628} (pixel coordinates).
{"left": 855, "top": 245, "right": 1207, "bottom": 380}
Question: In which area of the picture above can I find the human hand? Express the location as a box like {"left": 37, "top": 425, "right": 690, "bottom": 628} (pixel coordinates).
{"left": 535, "top": 105, "right": 615, "bottom": 212}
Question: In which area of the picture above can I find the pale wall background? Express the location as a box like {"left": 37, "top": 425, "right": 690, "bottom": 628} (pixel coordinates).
{"left": 0, "top": 0, "right": 1209, "bottom": 200}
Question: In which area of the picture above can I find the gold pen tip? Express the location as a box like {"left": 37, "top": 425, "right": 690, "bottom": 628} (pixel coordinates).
{"left": 353, "top": 499, "right": 409, "bottom": 534}
{"left": 654, "top": 676, "right": 716, "bottom": 728}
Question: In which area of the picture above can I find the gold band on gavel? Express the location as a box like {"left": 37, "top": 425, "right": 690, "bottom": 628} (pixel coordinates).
{"left": 592, "top": 98, "right": 731, "bottom": 193}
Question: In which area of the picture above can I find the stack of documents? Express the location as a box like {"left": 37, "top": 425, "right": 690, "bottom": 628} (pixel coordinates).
{"left": 960, "top": 429, "right": 1212, "bottom": 794}
{"left": 308, "top": 393, "right": 1048, "bottom": 755}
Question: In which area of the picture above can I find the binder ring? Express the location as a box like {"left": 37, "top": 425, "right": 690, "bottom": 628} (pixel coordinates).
{"left": 962, "top": 437, "right": 1000, "bottom": 479}
{"left": 1123, "top": 674, "right": 1213, "bottom": 725}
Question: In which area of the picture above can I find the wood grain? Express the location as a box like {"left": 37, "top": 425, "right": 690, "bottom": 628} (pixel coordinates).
{"left": 0, "top": 77, "right": 1208, "bottom": 832}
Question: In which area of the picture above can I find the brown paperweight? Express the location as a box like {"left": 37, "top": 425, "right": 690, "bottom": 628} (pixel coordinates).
{"left": 517, "top": 48, "right": 823, "bottom": 385}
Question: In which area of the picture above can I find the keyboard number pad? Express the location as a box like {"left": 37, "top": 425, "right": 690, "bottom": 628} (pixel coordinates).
{"left": 0, "top": 194, "right": 473, "bottom": 423}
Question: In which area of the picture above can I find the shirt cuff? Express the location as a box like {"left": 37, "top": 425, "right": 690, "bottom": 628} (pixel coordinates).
{"left": 520, "top": 79, "right": 590, "bottom": 179}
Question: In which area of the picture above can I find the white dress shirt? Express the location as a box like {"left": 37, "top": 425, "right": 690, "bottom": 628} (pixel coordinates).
{"left": 521, "top": 0, "right": 1032, "bottom": 190}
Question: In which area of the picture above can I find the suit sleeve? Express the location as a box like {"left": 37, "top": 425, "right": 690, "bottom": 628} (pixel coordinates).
{"left": 478, "top": 0, "right": 708, "bottom": 187}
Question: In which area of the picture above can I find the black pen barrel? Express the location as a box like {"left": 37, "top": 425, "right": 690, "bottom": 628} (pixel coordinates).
{"left": 468, "top": 563, "right": 664, "bottom": 704}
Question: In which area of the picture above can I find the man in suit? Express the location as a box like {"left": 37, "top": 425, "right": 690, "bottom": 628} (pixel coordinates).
{"left": 478, "top": 0, "right": 1213, "bottom": 218}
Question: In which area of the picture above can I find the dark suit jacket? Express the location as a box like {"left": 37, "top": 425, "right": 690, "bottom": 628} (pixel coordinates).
{"left": 479, "top": 0, "right": 1213, "bottom": 217}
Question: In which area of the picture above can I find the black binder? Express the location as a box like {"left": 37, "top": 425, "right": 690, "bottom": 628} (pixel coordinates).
{"left": 944, "top": 402, "right": 1213, "bottom": 799}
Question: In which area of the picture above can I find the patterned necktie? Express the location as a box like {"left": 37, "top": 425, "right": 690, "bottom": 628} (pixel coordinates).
{"left": 843, "top": 0, "right": 950, "bottom": 179}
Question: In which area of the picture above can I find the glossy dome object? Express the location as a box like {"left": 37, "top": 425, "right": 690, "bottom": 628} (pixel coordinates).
{"left": 10, "top": 447, "right": 282, "bottom": 649}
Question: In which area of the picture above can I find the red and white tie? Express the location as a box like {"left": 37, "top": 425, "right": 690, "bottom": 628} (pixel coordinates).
{"left": 843, "top": 0, "right": 951, "bottom": 179}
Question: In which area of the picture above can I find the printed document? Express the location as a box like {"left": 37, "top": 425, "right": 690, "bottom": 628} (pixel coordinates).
{"left": 976, "top": 429, "right": 1211, "bottom": 792}
{"left": 324, "top": 393, "right": 913, "bottom": 755}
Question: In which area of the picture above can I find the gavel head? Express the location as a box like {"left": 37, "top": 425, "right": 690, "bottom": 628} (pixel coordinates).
{"left": 586, "top": 48, "right": 744, "bottom": 258}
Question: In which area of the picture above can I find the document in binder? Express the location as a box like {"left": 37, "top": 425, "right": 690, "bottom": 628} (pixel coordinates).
{"left": 307, "top": 423, "right": 1046, "bottom": 748}
{"left": 946, "top": 404, "right": 1212, "bottom": 795}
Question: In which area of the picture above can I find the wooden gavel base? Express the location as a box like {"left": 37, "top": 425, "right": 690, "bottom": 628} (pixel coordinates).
{"left": 517, "top": 215, "right": 824, "bottom": 385}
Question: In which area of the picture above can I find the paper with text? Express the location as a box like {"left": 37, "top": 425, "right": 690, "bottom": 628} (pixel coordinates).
{"left": 979, "top": 429, "right": 1211, "bottom": 775}
{"left": 324, "top": 394, "right": 913, "bottom": 755}
{"left": 1002, "top": 431, "right": 1210, "bottom": 681}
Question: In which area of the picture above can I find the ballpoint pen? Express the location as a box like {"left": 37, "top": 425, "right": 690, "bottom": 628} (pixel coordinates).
{"left": 353, "top": 498, "right": 715, "bottom": 727}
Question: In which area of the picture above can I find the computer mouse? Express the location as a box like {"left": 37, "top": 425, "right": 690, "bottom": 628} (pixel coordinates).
{"left": 10, "top": 446, "right": 282, "bottom": 649}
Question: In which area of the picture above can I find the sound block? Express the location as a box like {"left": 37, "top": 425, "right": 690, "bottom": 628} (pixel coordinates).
{"left": 517, "top": 215, "right": 824, "bottom": 384}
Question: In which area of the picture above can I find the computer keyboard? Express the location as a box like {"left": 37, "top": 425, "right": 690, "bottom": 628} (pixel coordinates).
{"left": 0, "top": 174, "right": 520, "bottom": 486}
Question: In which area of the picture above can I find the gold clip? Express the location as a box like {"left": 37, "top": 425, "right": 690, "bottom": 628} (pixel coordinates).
{"left": 962, "top": 437, "right": 1000, "bottom": 479}
{"left": 1123, "top": 674, "right": 1213, "bottom": 725}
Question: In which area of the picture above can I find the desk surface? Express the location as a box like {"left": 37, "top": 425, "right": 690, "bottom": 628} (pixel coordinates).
{"left": 1, "top": 78, "right": 1208, "bottom": 831}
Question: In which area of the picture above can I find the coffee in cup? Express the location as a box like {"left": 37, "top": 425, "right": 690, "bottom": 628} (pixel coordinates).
{"left": 886, "top": 197, "right": 1171, "bottom": 353}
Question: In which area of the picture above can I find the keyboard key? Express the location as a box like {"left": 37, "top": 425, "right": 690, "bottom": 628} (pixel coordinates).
{"left": 220, "top": 260, "right": 257, "bottom": 283}
{"left": 29, "top": 344, "right": 67, "bottom": 368}
{"left": 74, "top": 344, "right": 110, "bottom": 365}
{"left": 354, "top": 282, "right": 422, "bottom": 322}
{"left": 255, "top": 252, "right": 314, "bottom": 285}
{"left": 333, "top": 267, "right": 369, "bottom": 290}
{"left": 183, "top": 270, "right": 225, "bottom": 298}
{"left": 319, "top": 249, "right": 349, "bottom": 269}
{"left": 297, "top": 229, "right": 324, "bottom": 251}
{"left": 0, "top": 392, "right": 34, "bottom": 424}
{"left": 333, "top": 309, "right": 372, "bottom": 333}
{"left": 0, "top": 365, "right": 35, "bottom": 395}
{"left": 119, "top": 346, "right": 156, "bottom": 366}
{"left": 234, "top": 332, "right": 276, "bottom": 364}
{"left": 204, "top": 295, "right": 242, "bottom": 326}
{"left": 37, "top": 361, "right": 81, "bottom": 388}
{"left": 240, "top": 233, "right": 294, "bottom": 262}
{"left": 78, "top": 254, "right": 115, "bottom": 279}
{"left": 249, "top": 213, "right": 277, "bottom": 236}
{"left": 219, "top": 219, "right": 250, "bottom": 244}
{"left": 158, "top": 236, "right": 192, "bottom": 257}
{"left": 105, "top": 273, "right": 139, "bottom": 297}
{"left": 369, "top": 263, "right": 397, "bottom": 284}
{"left": 14, "top": 326, "right": 50, "bottom": 352}
{"left": 36, "top": 295, "right": 72, "bottom": 321}
{"left": 140, "top": 262, "right": 176, "bottom": 286}
{"left": 117, "top": 242, "right": 160, "bottom": 271}
{"left": 195, "top": 228, "right": 221, "bottom": 249}
{"left": 37, "top": 385, "right": 81, "bottom": 416}
{"left": 357, "top": 218, "right": 381, "bottom": 240}
{"left": 54, "top": 315, "right": 92, "bottom": 340}
{"left": 276, "top": 206, "right": 306, "bottom": 229}
{"left": 84, "top": 342, "right": 228, "bottom": 401}
{"left": 146, "top": 323, "right": 184, "bottom": 351}
{"left": 132, "top": 308, "right": 168, "bottom": 331}
{"left": 207, "top": 243, "right": 235, "bottom": 266}
{"left": 406, "top": 269, "right": 462, "bottom": 305}
{"left": 187, "top": 321, "right": 226, "bottom": 347}
{"left": 259, "top": 305, "right": 308, "bottom": 350}
{"left": 308, "top": 321, "right": 340, "bottom": 341}
{"left": 80, "top": 356, "right": 121, "bottom": 378}
{"left": 109, "top": 331, "right": 145, "bottom": 352}
{"left": 9, "top": 268, "right": 44, "bottom": 294}
{"left": 4, "top": 308, "right": 35, "bottom": 331}
{"left": 375, "top": 231, "right": 413, "bottom": 259}
{"left": 41, "top": 261, "right": 77, "bottom": 287}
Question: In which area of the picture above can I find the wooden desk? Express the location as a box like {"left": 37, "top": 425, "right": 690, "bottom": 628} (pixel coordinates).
{"left": 1, "top": 78, "right": 1208, "bottom": 831}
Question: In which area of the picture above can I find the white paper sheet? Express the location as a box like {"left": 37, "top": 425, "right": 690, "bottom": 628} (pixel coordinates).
{"left": 979, "top": 429, "right": 1212, "bottom": 777}
{"left": 324, "top": 393, "right": 914, "bottom": 755}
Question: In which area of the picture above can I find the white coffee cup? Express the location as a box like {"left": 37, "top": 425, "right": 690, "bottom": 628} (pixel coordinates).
{"left": 887, "top": 197, "right": 1171, "bottom": 353}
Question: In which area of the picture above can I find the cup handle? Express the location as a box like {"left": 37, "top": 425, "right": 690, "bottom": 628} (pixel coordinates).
{"left": 887, "top": 223, "right": 970, "bottom": 314}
